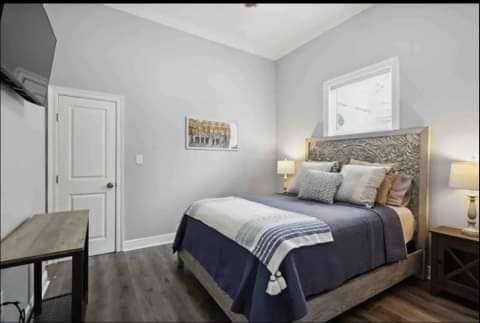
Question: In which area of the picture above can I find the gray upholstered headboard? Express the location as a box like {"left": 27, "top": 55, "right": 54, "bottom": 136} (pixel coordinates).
{"left": 305, "top": 127, "right": 430, "bottom": 274}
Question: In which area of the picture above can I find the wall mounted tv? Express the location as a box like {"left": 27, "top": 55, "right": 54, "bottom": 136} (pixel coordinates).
{"left": 1, "top": 4, "right": 56, "bottom": 107}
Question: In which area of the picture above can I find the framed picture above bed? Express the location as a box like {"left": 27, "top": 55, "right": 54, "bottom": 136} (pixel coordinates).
{"left": 185, "top": 117, "right": 238, "bottom": 151}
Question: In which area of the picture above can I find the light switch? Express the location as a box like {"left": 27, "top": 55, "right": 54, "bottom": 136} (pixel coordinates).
{"left": 136, "top": 154, "right": 144, "bottom": 165}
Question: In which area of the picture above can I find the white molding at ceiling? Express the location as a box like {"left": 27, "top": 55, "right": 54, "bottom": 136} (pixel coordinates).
{"left": 105, "top": 4, "right": 266, "bottom": 59}
{"left": 104, "top": 4, "right": 373, "bottom": 61}
{"left": 274, "top": 4, "right": 372, "bottom": 60}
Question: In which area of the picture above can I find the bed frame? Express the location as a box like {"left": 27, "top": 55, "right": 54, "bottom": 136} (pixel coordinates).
{"left": 178, "top": 127, "right": 430, "bottom": 322}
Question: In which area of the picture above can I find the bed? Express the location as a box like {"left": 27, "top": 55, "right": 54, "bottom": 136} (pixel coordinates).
{"left": 174, "top": 127, "right": 430, "bottom": 322}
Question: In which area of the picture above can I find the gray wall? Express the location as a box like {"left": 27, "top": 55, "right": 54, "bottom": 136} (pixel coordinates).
{"left": 276, "top": 4, "right": 479, "bottom": 229}
{"left": 44, "top": 4, "right": 277, "bottom": 240}
{"left": 1, "top": 85, "right": 45, "bottom": 321}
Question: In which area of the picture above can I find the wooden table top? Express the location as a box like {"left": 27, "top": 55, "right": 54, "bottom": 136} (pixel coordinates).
{"left": 430, "top": 225, "right": 479, "bottom": 242}
{"left": 1, "top": 210, "right": 89, "bottom": 268}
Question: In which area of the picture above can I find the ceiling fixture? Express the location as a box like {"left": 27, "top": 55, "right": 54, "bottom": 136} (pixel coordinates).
{"left": 245, "top": 3, "right": 257, "bottom": 8}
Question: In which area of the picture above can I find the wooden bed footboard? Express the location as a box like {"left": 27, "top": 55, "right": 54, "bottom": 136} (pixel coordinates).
{"left": 178, "top": 250, "right": 247, "bottom": 322}
{"left": 178, "top": 249, "right": 423, "bottom": 322}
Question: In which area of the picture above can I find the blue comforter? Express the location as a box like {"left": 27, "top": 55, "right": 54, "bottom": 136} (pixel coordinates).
{"left": 173, "top": 194, "right": 406, "bottom": 322}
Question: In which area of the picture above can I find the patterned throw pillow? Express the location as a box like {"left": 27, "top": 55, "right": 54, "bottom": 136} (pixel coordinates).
{"left": 335, "top": 165, "right": 386, "bottom": 208}
{"left": 298, "top": 170, "right": 343, "bottom": 204}
{"left": 288, "top": 161, "right": 338, "bottom": 194}
{"left": 376, "top": 174, "right": 398, "bottom": 205}
{"left": 387, "top": 174, "right": 413, "bottom": 206}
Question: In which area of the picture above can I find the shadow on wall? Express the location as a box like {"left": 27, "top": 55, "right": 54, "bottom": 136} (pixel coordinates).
{"left": 430, "top": 150, "right": 480, "bottom": 228}
{"left": 1, "top": 85, "right": 46, "bottom": 323}
{"left": 308, "top": 105, "right": 479, "bottom": 225}
{"left": 312, "top": 119, "right": 478, "bottom": 228}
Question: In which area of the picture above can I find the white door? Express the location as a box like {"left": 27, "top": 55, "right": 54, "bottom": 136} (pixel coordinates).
{"left": 56, "top": 94, "right": 117, "bottom": 255}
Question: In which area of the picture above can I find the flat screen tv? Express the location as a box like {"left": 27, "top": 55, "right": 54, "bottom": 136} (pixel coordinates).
{"left": 1, "top": 4, "right": 56, "bottom": 107}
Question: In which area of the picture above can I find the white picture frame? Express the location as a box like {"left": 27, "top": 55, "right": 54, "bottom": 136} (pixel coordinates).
{"left": 185, "top": 116, "right": 239, "bottom": 151}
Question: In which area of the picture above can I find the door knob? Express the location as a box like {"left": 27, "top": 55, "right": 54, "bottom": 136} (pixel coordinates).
{"left": 106, "top": 182, "right": 115, "bottom": 189}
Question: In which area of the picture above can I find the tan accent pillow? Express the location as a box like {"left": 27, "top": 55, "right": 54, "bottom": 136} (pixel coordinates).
{"left": 387, "top": 174, "right": 414, "bottom": 206}
{"left": 376, "top": 174, "right": 397, "bottom": 205}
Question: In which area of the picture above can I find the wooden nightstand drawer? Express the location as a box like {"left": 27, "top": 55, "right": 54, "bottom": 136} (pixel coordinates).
{"left": 430, "top": 226, "right": 479, "bottom": 303}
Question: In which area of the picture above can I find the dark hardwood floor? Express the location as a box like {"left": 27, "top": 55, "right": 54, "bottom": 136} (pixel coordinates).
{"left": 45, "top": 245, "right": 479, "bottom": 322}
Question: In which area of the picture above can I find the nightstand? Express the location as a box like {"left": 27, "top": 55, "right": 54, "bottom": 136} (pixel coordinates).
{"left": 430, "top": 226, "right": 479, "bottom": 303}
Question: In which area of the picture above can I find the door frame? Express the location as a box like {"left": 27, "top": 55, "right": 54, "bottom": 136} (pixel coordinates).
{"left": 47, "top": 85, "right": 125, "bottom": 252}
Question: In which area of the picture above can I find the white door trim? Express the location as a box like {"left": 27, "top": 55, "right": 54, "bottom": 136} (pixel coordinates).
{"left": 47, "top": 85, "right": 125, "bottom": 252}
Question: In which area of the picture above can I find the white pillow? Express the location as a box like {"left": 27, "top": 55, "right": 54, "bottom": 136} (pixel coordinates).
{"left": 349, "top": 158, "right": 400, "bottom": 173}
{"left": 288, "top": 161, "right": 337, "bottom": 194}
{"left": 335, "top": 164, "right": 386, "bottom": 208}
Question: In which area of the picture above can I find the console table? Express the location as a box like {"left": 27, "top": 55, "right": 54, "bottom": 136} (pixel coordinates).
{"left": 1, "top": 210, "right": 89, "bottom": 322}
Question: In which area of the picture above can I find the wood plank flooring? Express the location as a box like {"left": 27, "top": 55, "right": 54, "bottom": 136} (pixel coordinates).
{"left": 45, "top": 245, "right": 479, "bottom": 322}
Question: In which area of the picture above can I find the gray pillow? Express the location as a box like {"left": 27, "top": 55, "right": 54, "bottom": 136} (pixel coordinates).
{"left": 298, "top": 170, "right": 343, "bottom": 204}
{"left": 335, "top": 164, "right": 386, "bottom": 208}
{"left": 288, "top": 161, "right": 338, "bottom": 194}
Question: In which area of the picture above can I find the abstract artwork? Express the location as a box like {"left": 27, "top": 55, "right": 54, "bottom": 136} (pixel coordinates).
{"left": 185, "top": 117, "right": 238, "bottom": 151}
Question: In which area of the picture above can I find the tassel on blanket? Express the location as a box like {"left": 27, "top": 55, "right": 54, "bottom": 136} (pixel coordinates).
{"left": 266, "top": 271, "right": 286, "bottom": 295}
{"left": 276, "top": 271, "right": 287, "bottom": 290}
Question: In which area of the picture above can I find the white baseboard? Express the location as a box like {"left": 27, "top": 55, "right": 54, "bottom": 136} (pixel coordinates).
{"left": 24, "top": 270, "right": 50, "bottom": 321}
{"left": 46, "top": 257, "right": 71, "bottom": 266}
{"left": 123, "top": 232, "right": 175, "bottom": 252}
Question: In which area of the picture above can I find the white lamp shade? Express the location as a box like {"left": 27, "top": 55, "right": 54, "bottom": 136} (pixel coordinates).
{"left": 277, "top": 160, "right": 295, "bottom": 175}
{"left": 449, "top": 161, "right": 479, "bottom": 190}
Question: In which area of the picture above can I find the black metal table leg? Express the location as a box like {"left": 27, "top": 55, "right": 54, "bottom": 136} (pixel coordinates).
{"left": 72, "top": 252, "right": 84, "bottom": 323}
{"left": 33, "top": 261, "right": 42, "bottom": 317}
{"left": 84, "top": 227, "right": 89, "bottom": 304}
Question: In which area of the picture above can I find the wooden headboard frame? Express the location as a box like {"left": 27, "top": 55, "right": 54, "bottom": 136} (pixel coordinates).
{"left": 306, "top": 127, "right": 430, "bottom": 277}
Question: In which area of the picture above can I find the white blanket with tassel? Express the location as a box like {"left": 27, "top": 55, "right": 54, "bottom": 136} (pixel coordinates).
{"left": 185, "top": 197, "right": 334, "bottom": 295}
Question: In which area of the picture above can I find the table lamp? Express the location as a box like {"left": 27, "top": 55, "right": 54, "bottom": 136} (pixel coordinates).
{"left": 277, "top": 159, "right": 295, "bottom": 192}
{"left": 449, "top": 161, "right": 479, "bottom": 237}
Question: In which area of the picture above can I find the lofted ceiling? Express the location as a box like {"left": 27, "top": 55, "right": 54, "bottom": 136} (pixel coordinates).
{"left": 104, "top": 3, "right": 372, "bottom": 60}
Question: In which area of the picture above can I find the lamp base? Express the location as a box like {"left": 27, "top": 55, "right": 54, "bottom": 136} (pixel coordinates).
{"left": 282, "top": 174, "right": 288, "bottom": 193}
{"left": 461, "top": 226, "right": 479, "bottom": 237}
{"left": 462, "top": 195, "right": 479, "bottom": 237}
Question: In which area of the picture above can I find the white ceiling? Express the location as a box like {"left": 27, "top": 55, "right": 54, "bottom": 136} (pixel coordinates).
{"left": 104, "top": 3, "right": 372, "bottom": 60}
